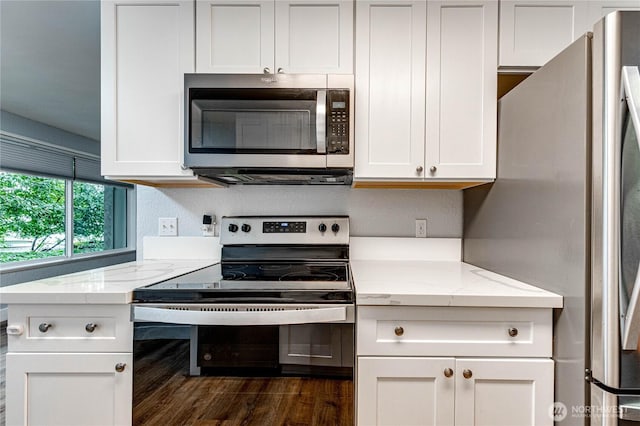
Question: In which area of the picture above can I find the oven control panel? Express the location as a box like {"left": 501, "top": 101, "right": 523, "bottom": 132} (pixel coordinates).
{"left": 221, "top": 216, "right": 349, "bottom": 245}
{"left": 263, "top": 221, "right": 307, "bottom": 233}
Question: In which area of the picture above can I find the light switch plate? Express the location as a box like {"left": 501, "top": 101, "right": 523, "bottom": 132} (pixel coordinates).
{"left": 158, "top": 217, "right": 178, "bottom": 236}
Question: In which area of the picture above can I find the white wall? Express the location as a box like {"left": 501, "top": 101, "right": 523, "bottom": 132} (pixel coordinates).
{"left": 136, "top": 185, "right": 462, "bottom": 258}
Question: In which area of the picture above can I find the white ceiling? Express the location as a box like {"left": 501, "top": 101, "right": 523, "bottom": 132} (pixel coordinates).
{"left": 0, "top": 0, "right": 101, "bottom": 142}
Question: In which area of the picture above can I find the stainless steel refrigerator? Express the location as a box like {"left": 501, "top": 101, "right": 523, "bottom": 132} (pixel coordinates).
{"left": 463, "top": 11, "right": 640, "bottom": 426}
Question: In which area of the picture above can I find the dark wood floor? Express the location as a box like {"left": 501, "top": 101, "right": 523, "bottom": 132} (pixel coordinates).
{"left": 133, "top": 340, "right": 354, "bottom": 426}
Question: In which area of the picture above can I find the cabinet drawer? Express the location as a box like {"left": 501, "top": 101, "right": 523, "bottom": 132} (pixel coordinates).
{"left": 357, "top": 306, "right": 552, "bottom": 357}
{"left": 7, "top": 304, "right": 132, "bottom": 353}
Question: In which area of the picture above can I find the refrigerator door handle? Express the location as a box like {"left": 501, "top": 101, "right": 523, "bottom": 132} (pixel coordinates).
{"left": 620, "top": 66, "right": 640, "bottom": 351}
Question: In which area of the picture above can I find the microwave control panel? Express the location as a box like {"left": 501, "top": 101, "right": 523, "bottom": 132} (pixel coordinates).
{"left": 327, "top": 90, "right": 350, "bottom": 154}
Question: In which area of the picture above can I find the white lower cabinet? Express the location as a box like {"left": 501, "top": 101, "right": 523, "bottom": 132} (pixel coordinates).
{"left": 357, "top": 357, "right": 553, "bottom": 426}
{"left": 5, "top": 304, "right": 134, "bottom": 426}
{"left": 356, "top": 306, "right": 554, "bottom": 426}
{"left": 454, "top": 358, "right": 553, "bottom": 426}
{"left": 357, "top": 357, "right": 455, "bottom": 426}
{"left": 6, "top": 353, "right": 133, "bottom": 426}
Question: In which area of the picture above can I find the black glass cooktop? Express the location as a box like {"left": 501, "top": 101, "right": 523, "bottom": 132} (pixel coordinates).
{"left": 132, "top": 263, "right": 353, "bottom": 304}
{"left": 221, "top": 262, "right": 348, "bottom": 282}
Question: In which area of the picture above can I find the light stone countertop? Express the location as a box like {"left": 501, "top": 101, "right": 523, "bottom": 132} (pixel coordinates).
{"left": 0, "top": 260, "right": 214, "bottom": 304}
{"left": 0, "top": 237, "right": 562, "bottom": 308}
{"left": 351, "top": 259, "right": 563, "bottom": 308}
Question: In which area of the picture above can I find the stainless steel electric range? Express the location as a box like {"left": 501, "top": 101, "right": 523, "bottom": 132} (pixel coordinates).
{"left": 132, "top": 216, "right": 354, "bottom": 376}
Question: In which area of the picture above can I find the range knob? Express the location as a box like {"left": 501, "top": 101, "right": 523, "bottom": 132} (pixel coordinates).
{"left": 318, "top": 223, "right": 327, "bottom": 233}
{"left": 228, "top": 223, "right": 238, "bottom": 233}
{"left": 241, "top": 224, "right": 251, "bottom": 233}
{"left": 331, "top": 223, "right": 340, "bottom": 233}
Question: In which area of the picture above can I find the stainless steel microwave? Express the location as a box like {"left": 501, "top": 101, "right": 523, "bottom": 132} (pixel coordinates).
{"left": 183, "top": 74, "right": 354, "bottom": 185}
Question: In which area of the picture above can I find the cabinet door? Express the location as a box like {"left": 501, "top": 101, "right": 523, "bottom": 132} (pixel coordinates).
{"left": 588, "top": 0, "right": 640, "bottom": 25}
{"left": 196, "top": 0, "right": 275, "bottom": 73}
{"left": 101, "top": 0, "right": 194, "bottom": 178}
{"left": 354, "top": 1, "right": 426, "bottom": 179}
{"left": 6, "top": 352, "right": 133, "bottom": 426}
{"left": 357, "top": 357, "right": 455, "bottom": 426}
{"left": 499, "top": 1, "right": 589, "bottom": 68}
{"left": 425, "top": 1, "right": 497, "bottom": 180}
{"left": 454, "top": 358, "right": 554, "bottom": 426}
{"left": 274, "top": 0, "right": 353, "bottom": 74}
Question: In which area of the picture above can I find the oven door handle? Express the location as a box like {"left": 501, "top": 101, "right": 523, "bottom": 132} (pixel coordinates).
{"left": 132, "top": 305, "right": 348, "bottom": 325}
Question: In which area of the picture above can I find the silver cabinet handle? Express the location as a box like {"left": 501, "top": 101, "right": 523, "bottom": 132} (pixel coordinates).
{"left": 463, "top": 369, "right": 473, "bottom": 379}
{"left": 115, "top": 363, "right": 126, "bottom": 373}
{"left": 263, "top": 67, "right": 271, "bottom": 74}
{"left": 508, "top": 327, "right": 518, "bottom": 337}
{"left": 430, "top": 166, "right": 437, "bottom": 173}
{"left": 444, "top": 368, "right": 454, "bottom": 378}
{"left": 85, "top": 323, "right": 98, "bottom": 333}
{"left": 38, "top": 323, "right": 52, "bottom": 333}
{"left": 416, "top": 166, "right": 424, "bottom": 173}
{"left": 277, "top": 67, "right": 284, "bottom": 74}
{"left": 394, "top": 326, "right": 404, "bottom": 336}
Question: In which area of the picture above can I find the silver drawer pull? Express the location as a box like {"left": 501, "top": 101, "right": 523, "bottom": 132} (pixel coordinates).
{"left": 115, "top": 363, "right": 126, "bottom": 373}
{"left": 508, "top": 327, "right": 518, "bottom": 337}
{"left": 463, "top": 369, "right": 473, "bottom": 379}
{"left": 38, "top": 323, "right": 52, "bottom": 333}
{"left": 444, "top": 368, "right": 454, "bottom": 378}
{"left": 85, "top": 323, "right": 98, "bottom": 333}
{"left": 394, "top": 326, "right": 404, "bottom": 336}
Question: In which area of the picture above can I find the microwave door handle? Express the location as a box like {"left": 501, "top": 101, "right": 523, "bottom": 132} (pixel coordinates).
{"left": 316, "top": 90, "right": 327, "bottom": 153}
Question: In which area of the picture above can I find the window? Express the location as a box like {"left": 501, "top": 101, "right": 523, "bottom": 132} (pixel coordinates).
{"left": 0, "top": 171, "right": 129, "bottom": 264}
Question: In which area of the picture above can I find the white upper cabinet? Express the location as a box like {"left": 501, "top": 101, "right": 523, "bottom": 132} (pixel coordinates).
{"left": 196, "top": 1, "right": 275, "bottom": 73}
{"left": 500, "top": 0, "right": 640, "bottom": 70}
{"left": 425, "top": 1, "right": 497, "bottom": 179}
{"left": 196, "top": 0, "right": 353, "bottom": 74}
{"left": 355, "top": 0, "right": 427, "bottom": 179}
{"left": 275, "top": 0, "right": 354, "bottom": 74}
{"left": 588, "top": 0, "right": 640, "bottom": 23}
{"left": 101, "top": 0, "right": 200, "bottom": 183}
{"left": 499, "top": 1, "right": 588, "bottom": 69}
{"left": 355, "top": 0, "right": 497, "bottom": 183}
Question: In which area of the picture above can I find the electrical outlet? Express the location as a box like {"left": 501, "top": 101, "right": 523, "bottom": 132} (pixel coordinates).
{"left": 415, "top": 219, "right": 427, "bottom": 238}
{"left": 158, "top": 217, "right": 178, "bottom": 236}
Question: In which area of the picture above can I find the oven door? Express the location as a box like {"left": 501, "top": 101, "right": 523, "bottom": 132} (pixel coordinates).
{"left": 133, "top": 303, "right": 354, "bottom": 376}
{"left": 185, "top": 88, "right": 327, "bottom": 169}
